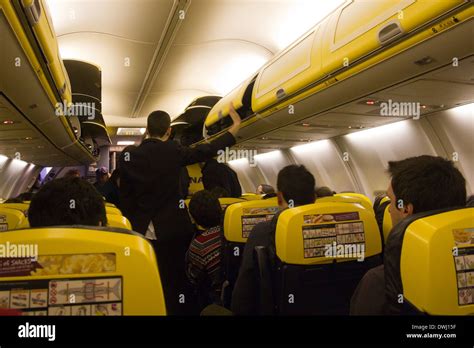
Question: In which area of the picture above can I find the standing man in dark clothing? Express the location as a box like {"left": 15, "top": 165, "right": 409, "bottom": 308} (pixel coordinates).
{"left": 119, "top": 105, "right": 241, "bottom": 315}
{"left": 201, "top": 158, "right": 242, "bottom": 198}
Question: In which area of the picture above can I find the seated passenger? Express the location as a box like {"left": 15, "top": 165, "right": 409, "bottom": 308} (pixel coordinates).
{"left": 102, "top": 169, "right": 121, "bottom": 208}
{"left": 210, "top": 186, "right": 230, "bottom": 198}
{"left": 350, "top": 155, "right": 466, "bottom": 315}
{"left": 4, "top": 191, "right": 35, "bottom": 203}
{"left": 315, "top": 186, "right": 334, "bottom": 198}
{"left": 231, "top": 165, "right": 316, "bottom": 315}
{"left": 64, "top": 169, "right": 81, "bottom": 178}
{"left": 28, "top": 177, "right": 107, "bottom": 227}
{"left": 256, "top": 184, "right": 275, "bottom": 195}
{"left": 94, "top": 167, "right": 109, "bottom": 195}
{"left": 185, "top": 190, "right": 224, "bottom": 310}
{"left": 202, "top": 158, "right": 242, "bottom": 198}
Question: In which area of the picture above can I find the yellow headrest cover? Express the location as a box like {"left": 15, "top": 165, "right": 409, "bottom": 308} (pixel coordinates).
{"left": 276, "top": 201, "right": 381, "bottom": 265}
{"left": 224, "top": 197, "right": 279, "bottom": 243}
{"left": 0, "top": 207, "right": 29, "bottom": 231}
{"left": 0, "top": 227, "right": 166, "bottom": 315}
{"left": 401, "top": 208, "right": 474, "bottom": 314}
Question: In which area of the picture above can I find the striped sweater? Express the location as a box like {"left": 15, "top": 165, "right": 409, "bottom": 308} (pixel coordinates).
{"left": 185, "top": 226, "right": 223, "bottom": 303}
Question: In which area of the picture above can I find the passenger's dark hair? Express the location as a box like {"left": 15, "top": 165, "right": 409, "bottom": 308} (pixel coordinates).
{"left": 277, "top": 165, "right": 315, "bottom": 206}
{"left": 109, "top": 169, "right": 120, "bottom": 185}
{"left": 259, "top": 184, "right": 275, "bottom": 194}
{"left": 388, "top": 155, "right": 466, "bottom": 214}
{"left": 210, "top": 186, "right": 229, "bottom": 198}
{"left": 147, "top": 110, "right": 171, "bottom": 138}
{"left": 189, "top": 190, "right": 222, "bottom": 229}
{"left": 315, "top": 186, "right": 334, "bottom": 198}
{"left": 29, "top": 177, "right": 107, "bottom": 227}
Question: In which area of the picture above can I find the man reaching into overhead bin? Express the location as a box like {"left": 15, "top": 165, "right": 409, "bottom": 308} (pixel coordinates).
{"left": 119, "top": 104, "right": 241, "bottom": 316}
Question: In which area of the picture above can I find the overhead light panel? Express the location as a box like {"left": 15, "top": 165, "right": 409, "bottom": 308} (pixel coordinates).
{"left": 117, "top": 141, "right": 136, "bottom": 146}
{"left": 117, "top": 128, "right": 146, "bottom": 136}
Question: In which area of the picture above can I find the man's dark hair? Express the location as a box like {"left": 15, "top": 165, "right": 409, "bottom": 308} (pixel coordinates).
{"left": 388, "top": 155, "right": 466, "bottom": 214}
{"left": 277, "top": 165, "right": 315, "bottom": 206}
{"left": 189, "top": 190, "right": 222, "bottom": 229}
{"left": 29, "top": 177, "right": 107, "bottom": 227}
{"left": 315, "top": 186, "right": 334, "bottom": 198}
{"left": 147, "top": 110, "right": 171, "bottom": 138}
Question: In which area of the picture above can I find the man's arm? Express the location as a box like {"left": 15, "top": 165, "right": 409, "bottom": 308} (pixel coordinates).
{"left": 179, "top": 103, "right": 241, "bottom": 166}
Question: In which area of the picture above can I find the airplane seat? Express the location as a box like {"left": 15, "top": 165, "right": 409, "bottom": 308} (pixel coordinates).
{"left": 240, "top": 193, "right": 263, "bottom": 201}
{"left": 335, "top": 193, "right": 372, "bottom": 208}
{"left": 384, "top": 207, "right": 474, "bottom": 315}
{"left": 218, "top": 197, "right": 246, "bottom": 211}
{"left": 255, "top": 200, "right": 382, "bottom": 315}
{"left": 382, "top": 204, "right": 393, "bottom": 243}
{"left": 105, "top": 206, "right": 123, "bottom": 216}
{"left": 0, "top": 226, "right": 166, "bottom": 315}
{"left": 0, "top": 207, "right": 29, "bottom": 231}
{"left": 222, "top": 197, "right": 279, "bottom": 307}
{"left": 106, "top": 214, "right": 132, "bottom": 230}
{"left": 372, "top": 196, "right": 391, "bottom": 247}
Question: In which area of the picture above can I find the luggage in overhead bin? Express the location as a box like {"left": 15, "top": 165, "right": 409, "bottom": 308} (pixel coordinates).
{"left": 21, "top": 0, "right": 72, "bottom": 104}
{"left": 204, "top": 75, "right": 256, "bottom": 137}
{"left": 171, "top": 96, "right": 221, "bottom": 146}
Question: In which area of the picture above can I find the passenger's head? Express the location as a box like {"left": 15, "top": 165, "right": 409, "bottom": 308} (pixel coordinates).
{"left": 256, "top": 184, "right": 275, "bottom": 195}
{"left": 64, "top": 169, "right": 81, "bottom": 178}
{"left": 189, "top": 190, "right": 222, "bottom": 229}
{"left": 210, "top": 186, "right": 229, "bottom": 198}
{"left": 95, "top": 167, "right": 109, "bottom": 184}
{"left": 315, "top": 186, "right": 334, "bottom": 198}
{"left": 387, "top": 155, "right": 466, "bottom": 226}
{"left": 29, "top": 177, "right": 107, "bottom": 227}
{"left": 147, "top": 110, "right": 171, "bottom": 140}
{"left": 109, "top": 169, "right": 120, "bottom": 187}
{"left": 276, "top": 165, "right": 315, "bottom": 208}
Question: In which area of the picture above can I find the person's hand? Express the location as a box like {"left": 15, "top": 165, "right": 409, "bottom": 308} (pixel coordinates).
{"left": 228, "top": 103, "right": 241, "bottom": 137}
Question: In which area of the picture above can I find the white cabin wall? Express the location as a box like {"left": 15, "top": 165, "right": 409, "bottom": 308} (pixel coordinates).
{"left": 0, "top": 155, "right": 41, "bottom": 199}
{"left": 288, "top": 139, "right": 357, "bottom": 193}
{"left": 424, "top": 104, "right": 474, "bottom": 195}
{"left": 229, "top": 105, "right": 473, "bottom": 200}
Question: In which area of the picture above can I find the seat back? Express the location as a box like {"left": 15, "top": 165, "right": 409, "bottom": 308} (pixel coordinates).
{"left": 0, "top": 203, "right": 131, "bottom": 231}
{"left": 240, "top": 193, "right": 263, "bottom": 201}
{"left": 270, "top": 200, "right": 382, "bottom": 314}
{"left": 335, "top": 193, "right": 372, "bottom": 210}
{"left": 0, "top": 207, "right": 29, "bottom": 231}
{"left": 400, "top": 208, "right": 474, "bottom": 314}
{"left": 0, "top": 226, "right": 166, "bottom": 315}
{"left": 222, "top": 197, "right": 279, "bottom": 306}
{"left": 382, "top": 204, "right": 393, "bottom": 243}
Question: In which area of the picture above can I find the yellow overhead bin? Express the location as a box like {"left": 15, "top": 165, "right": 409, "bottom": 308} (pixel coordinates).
{"left": 320, "top": 0, "right": 465, "bottom": 78}
{"left": 203, "top": 0, "right": 469, "bottom": 136}
{"left": 21, "top": 0, "right": 72, "bottom": 104}
{"left": 251, "top": 24, "right": 324, "bottom": 113}
{"left": 204, "top": 75, "right": 254, "bottom": 128}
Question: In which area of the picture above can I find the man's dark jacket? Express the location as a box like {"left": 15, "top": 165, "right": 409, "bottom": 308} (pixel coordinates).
{"left": 119, "top": 132, "right": 236, "bottom": 239}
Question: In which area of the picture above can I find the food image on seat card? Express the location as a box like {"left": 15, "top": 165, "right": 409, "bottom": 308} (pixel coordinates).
{"left": 453, "top": 247, "right": 474, "bottom": 306}
{"left": 241, "top": 206, "right": 279, "bottom": 238}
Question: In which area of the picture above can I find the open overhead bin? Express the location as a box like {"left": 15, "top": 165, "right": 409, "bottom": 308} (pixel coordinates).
{"left": 0, "top": 0, "right": 96, "bottom": 165}
{"left": 64, "top": 60, "right": 111, "bottom": 148}
{"left": 172, "top": 95, "right": 221, "bottom": 145}
{"left": 204, "top": 76, "right": 256, "bottom": 137}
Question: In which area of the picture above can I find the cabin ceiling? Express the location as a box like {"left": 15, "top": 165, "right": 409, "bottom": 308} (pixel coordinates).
{"left": 46, "top": 0, "right": 342, "bottom": 126}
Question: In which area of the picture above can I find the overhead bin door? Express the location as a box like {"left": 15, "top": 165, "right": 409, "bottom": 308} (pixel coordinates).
{"left": 204, "top": 76, "right": 254, "bottom": 136}
{"left": 21, "top": 0, "right": 72, "bottom": 104}
{"left": 251, "top": 25, "right": 323, "bottom": 113}
{"left": 321, "top": 0, "right": 466, "bottom": 76}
